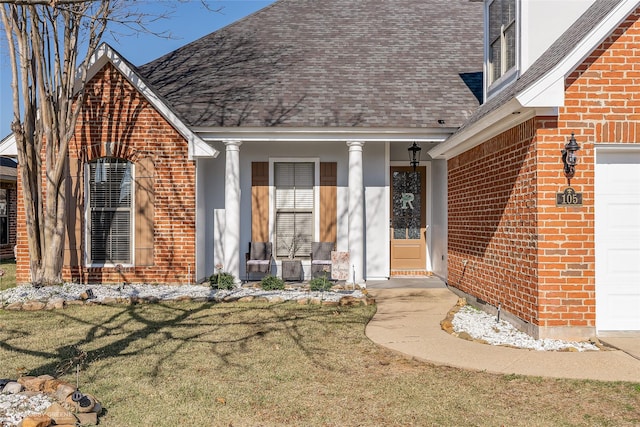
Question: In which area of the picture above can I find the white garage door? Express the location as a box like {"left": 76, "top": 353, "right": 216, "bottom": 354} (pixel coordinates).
{"left": 595, "top": 148, "right": 640, "bottom": 331}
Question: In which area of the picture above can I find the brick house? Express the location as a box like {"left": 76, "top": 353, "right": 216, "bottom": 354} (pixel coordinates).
{"left": 429, "top": 0, "right": 640, "bottom": 339}
{"left": 3, "top": 0, "right": 639, "bottom": 339}
{"left": 4, "top": 0, "right": 484, "bottom": 286}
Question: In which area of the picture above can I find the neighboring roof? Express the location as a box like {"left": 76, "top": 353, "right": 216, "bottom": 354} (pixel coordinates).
{"left": 0, "top": 137, "right": 17, "bottom": 182}
{"left": 83, "top": 44, "right": 219, "bottom": 159}
{"left": 139, "top": 0, "right": 484, "bottom": 129}
{"left": 429, "top": 0, "right": 635, "bottom": 159}
{"left": 0, "top": 133, "right": 16, "bottom": 157}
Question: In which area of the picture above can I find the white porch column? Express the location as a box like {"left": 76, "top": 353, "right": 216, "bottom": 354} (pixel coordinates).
{"left": 347, "top": 140, "right": 365, "bottom": 285}
{"left": 224, "top": 140, "right": 242, "bottom": 282}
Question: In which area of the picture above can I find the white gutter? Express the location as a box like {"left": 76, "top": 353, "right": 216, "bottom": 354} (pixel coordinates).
{"left": 194, "top": 126, "right": 457, "bottom": 143}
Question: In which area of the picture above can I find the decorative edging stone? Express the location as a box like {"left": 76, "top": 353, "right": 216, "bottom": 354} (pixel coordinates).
{"left": 0, "top": 374, "right": 102, "bottom": 426}
{"left": 0, "top": 286, "right": 375, "bottom": 312}
{"left": 440, "top": 298, "right": 611, "bottom": 352}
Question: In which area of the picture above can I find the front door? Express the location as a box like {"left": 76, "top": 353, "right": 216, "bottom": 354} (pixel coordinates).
{"left": 390, "top": 166, "right": 426, "bottom": 272}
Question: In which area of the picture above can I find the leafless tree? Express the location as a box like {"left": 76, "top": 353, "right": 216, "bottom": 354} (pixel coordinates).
{"left": 0, "top": 0, "right": 180, "bottom": 285}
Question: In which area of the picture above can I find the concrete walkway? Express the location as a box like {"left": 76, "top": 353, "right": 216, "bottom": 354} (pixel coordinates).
{"left": 365, "top": 279, "right": 640, "bottom": 382}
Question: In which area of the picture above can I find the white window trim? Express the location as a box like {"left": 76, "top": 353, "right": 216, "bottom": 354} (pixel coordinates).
{"left": 84, "top": 159, "right": 136, "bottom": 268}
{"left": 268, "top": 157, "right": 320, "bottom": 259}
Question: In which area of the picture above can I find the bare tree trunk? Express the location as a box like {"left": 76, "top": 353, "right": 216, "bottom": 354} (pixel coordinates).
{"left": 1, "top": 1, "right": 112, "bottom": 285}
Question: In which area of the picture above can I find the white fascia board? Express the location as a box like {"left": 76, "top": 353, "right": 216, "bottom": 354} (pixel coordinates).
{"left": 428, "top": 98, "right": 528, "bottom": 160}
{"left": 194, "top": 126, "right": 456, "bottom": 143}
{"left": 516, "top": 0, "right": 638, "bottom": 107}
{"left": 0, "top": 133, "right": 17, "bottom": 157}
{"left": 82, "top": 44, "right": 219, "bottom": 160}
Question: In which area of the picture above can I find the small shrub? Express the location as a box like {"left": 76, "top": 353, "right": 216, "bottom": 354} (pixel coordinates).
{"left": 210, "top": 272, "right": 236, "bottom": 290}
{"left": 260, "top": 275, "right": 285, "bottom": 291}
{"left": 309, "top": 275, "right": 333, "bottom": 292}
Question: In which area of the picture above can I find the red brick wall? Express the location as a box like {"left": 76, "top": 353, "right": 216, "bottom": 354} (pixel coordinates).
{"left": 448, "top": 9, "right": 640, "bottom": 337}
{"left": 16, "top": 63, "right": 197, "bottom": 284}
{"left": 448, "top": 118, "right": 539, "bottom": 325}
{"left": 536, "top": 9, "right": 640, "bottom": 331}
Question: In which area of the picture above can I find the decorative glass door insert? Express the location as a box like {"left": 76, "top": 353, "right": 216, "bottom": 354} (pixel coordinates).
{"left": 390, "top": 167, "right": 426, "bottom": 271}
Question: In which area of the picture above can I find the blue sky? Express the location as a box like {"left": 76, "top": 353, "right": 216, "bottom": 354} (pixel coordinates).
{"left": 0, "top": 0, "right": 276, "bottom": 138}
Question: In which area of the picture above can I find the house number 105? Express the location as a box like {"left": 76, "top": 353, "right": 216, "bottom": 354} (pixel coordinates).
{"left": 556, "top": 187, "right": 583, "bottom": 207}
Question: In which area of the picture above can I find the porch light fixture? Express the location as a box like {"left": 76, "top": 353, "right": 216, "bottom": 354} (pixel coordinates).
{"left": 561, "top": 133, "right": 580, "bottom": 182}
{"left": 408, "top": 142, "right": 422, "bottom": 172}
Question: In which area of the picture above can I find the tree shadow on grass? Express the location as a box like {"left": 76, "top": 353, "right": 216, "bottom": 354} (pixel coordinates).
{"left": 0, "top": 301, "right": 371, "bottom": 380}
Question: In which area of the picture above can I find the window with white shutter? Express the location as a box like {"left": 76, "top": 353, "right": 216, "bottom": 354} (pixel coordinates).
{"left": 274, "top": 162, "right": 314, "bottom": 259}
{"left": 87, "top": 158, "right": 133, "bottom": 264}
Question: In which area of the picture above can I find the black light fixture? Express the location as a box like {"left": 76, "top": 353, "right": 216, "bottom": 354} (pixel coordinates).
{"left": 561, "top": 133, "right": 581, "bottom": 182}
{"left": 408, "top": 142, "right": 422, "bottom": 172}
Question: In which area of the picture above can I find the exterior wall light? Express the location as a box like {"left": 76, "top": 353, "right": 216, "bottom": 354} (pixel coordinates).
{"left": 408, "top": 142, "right": 421, "bottom": 172}
{"left": 562, "top": 133, "right": 580, "bottom": 182}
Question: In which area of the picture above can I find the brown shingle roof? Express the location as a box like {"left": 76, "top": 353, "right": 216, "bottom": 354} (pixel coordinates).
{"left": 138, "top": 0, "right": 483, "bottom": 129}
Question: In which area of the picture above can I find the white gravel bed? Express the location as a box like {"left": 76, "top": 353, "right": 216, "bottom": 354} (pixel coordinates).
{"left": 452, "top": 305, "right": 599, "bottom": 352}
{"left": 0, "top": 283, "right": 364, "bottom": 305}
{"left": 0, "top": 393, "right": 55, "bottom": 427}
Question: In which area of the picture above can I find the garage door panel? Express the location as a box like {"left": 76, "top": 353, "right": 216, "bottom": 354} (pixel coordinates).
{"left": 605, "top": 295, "right": 640, "bottom": 327}
{"left": 605, "top": 203, "right": 640, "bottom": 231}
{"left": 607, "top": 249, "right": 640, "bottom": 273}
{"left": 596, "top": 149, "right": 640, "bottom": 332}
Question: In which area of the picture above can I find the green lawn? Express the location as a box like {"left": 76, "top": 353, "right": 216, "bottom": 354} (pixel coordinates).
{"left": 0, "top": 258, "right": 16, "bottom": 291}
{"left": 0, "top": 301, "right": 638, "bottom": 426}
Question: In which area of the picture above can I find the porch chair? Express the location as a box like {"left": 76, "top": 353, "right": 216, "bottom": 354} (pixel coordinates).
{"left": 310, "top": 242, "right": 335, "bottom": 278}
{"left": 245, "top": 242, "right": 273, "bottom": 282}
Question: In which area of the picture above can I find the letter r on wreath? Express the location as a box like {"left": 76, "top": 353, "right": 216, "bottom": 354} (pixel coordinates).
{"left": 401, "top": 193, "right": 414, "bottom": 209}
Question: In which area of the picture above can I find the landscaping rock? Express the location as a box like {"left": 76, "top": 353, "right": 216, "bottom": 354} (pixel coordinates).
{"left": 441, "top": 319, "right": 454, "bottom": 334}
{"left": 20, "top": 414, "right": 52, "bottom": 427}
{"left": 457, "top": 331, "right": 473, "bottom": 341}
{"left": 54, "top": 384, "right": 75, "bottom": 403}
{"left": 42, "top": 379, "right": 63, "bottom": 394}
{"left": 75, "top": 411, "right": 98, "bottom": 425}
{"left": 20, "top": 375, "right": 52, "bottom": 392}
{"left": 321, "top": 300, "right": 339, "bottom": 307}
{"left": 45, "top": 298, "right": 64, "bottom": 310}
{"left": 2, "top": 381, "right": 23, "bottom": 394}
{"left": 339, "top": 296, "right": 361, "bottom": 306}
{"left": 5, "top": 302, "right": 22, "bottom": 310}
{"left": 44, "top": 402, "right": 77, "bottom": 425}
{"left": 22, "top": 301, "right": 46, "bottom": 311}
{"left": 64, "top": 392, "right": 96, "bottom": 413}
{"left": 238, "top": 296, "right": 254, "bottom": 303}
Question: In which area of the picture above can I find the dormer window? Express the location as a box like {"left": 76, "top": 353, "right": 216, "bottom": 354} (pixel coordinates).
{"left": 488, "top": 0, "right": 516, "bottom": 85}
